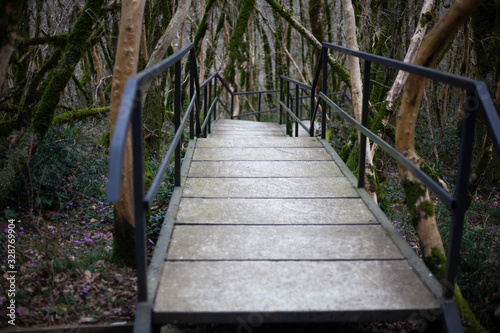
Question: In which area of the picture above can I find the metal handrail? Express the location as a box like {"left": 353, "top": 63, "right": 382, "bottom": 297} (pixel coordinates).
{"left": 106, "top": 43, "right": 220, "bottom": 311}
{"left": 317, "top": 42, "right": 500, "bottom": 332}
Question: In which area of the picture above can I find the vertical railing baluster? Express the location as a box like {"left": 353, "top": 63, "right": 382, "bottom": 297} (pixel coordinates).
{"left": 286, "top": 80, "right": 291, "bottom": 136}
{"left": 208, "top": 80, "right": 212, "bottom": 133}
{"left": 321, "top": 48, "right": 328, "bottom": 139}
{"left": 258, "top": 92, "right": 261, "bottom": 122}
{"left": 214, "top": 78, "right": 217, "bottom": 121}
{"left": 174, "top": 60, "right": 181, "bottom": 187}
{"left": 131, "top": 88, "right": 147, "bottom": 302}
{"left": 190, "top": 49, "right": 200, "bottom": 138}
{"left": 358, "top": 60, "right": 371, "bottom": 189}
{"left": 444, "top": 90, "right": 478, "bottom": 300}
{"left": 280, "top": 78, "right": 283, "bottom": 125}
{"left": 204, "top": 85, "right": 208, "bottom": 137}
{"left": 295, "top": 85, "right": 299, "bottom": 137}
{"left": 231, "top": 92, "right": 234, "bottom": 119}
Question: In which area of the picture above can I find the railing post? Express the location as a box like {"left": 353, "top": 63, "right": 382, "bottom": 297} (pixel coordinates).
{"left": 258, "top": 92, "right": 261, "bottom": 122}
{"left": 280, "top": 78, "right": 283, "bottom": 125}
{"left": 443, "top": 90, "right": 478, "bottom": 300}
{"left": 357, "top": 60, "right": 371, "bottom": 189}
{"left": 310, "top": 47, "right": 323, "bottom": 137}
{"left": 231, "top": 92, "right": 234, "bottom": 119}
{"left": 190, "top": 49, "right": 200, "bottom": 138}
{"left": 213, "top": 78, "right": 217, "bottom": 121}
{"left": 208, "top": 80, "right": 212, "bottom": 133}
{"left": 204, "top": 84, "right": 208, "bottom": 137}
{"left": 286, "top": 80, "right": 291, "bottom": 136}
{"left": 295, "top": 85, "right": 299, "bottom": 137}
{"left": 321, "top": 48, "right": 328, "bottom": 139}
{"left": 174, "top": 60, "right": 181, "bottom": 187}
{"left": 131, "top": 88, "right": 147, "bottom": 302}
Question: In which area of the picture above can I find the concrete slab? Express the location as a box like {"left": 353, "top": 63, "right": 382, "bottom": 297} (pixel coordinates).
{"left": 182, "top": 177, "right": 359, "bottom": 198}
{"left": 176, "top": 198, "right": 377, "bottom": 224}
{"left": 167, "top": 225, "right": 403, "bottom": 260}
{"left": 196, "top": 137, "right": 322, "bottom": 148}
{"left": 154, "top": 261, "right": 439, "bottom": 314}
{"left": 192, "top": 147, "right": 333, "bottom": 161}
{"left": 177, "top": 198, "right": 378, "bottom": 224}
{"left": 188, "top": 161, "right": 343, "bottom": 177}
{"left": 214, "top": 123, "right": 282, "bottom": 130}
{"left": 210, "top": 131, "right": 284, "bottom": 137}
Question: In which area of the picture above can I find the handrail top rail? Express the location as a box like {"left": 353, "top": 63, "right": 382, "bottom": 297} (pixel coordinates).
{"left": 280, "top": 75, "right": 312, "bottom": 90}
{"left": 324, "top": 42, "right": 477, "bottom": 91}
{"left": 324, "top": 42, "right": 500, "bottom": 158}
{"left": 107, "top": 43, "right": 196, "bottom": 203}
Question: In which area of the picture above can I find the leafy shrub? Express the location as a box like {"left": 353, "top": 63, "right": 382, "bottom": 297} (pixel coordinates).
{"left": 10, "top": 120, "right": 109, "bottom": 210}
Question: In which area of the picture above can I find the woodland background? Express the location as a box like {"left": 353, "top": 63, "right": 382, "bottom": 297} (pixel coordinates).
{"left": 0, "top": 0, "right": 499, "bottom": 331}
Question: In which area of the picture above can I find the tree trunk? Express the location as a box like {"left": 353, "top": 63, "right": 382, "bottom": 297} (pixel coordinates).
{"left": 218, "top": 0, "right": 256, "bottom": 84}
{"left": 91, "top": 46, "right": 106, "bottom": 106}
{"left": 342, "top": 0, "right": 377, "bottom": 203}
{"left": 0, "top": 1, "right": 24, "bottom": 97}
{"left": 110, "top": 0, "right": 147, "bottom": 266}
{"left": 0, "top": 0, "right": 105, "bottom": 208}
{"left": 145, "top": 0, "right": 192, "bottom": 73}
{"left": 396, "top": 1, "right": 485, "bottom": 328}
{"left": 264, "top": 0, "right": 351, "bottom": 87}
{"left": 385, "top": 0, "right": 434, "bottom": 111}
{"left": 396, "top": 0, "right": 480, "bottom": 257}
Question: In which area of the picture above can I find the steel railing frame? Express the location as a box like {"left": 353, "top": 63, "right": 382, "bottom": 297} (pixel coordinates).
{"left": 311, "top": 42, "right": 500, "bottom": 332}
{"left": 106, "top": 43, "right": 222, "bottom": 332}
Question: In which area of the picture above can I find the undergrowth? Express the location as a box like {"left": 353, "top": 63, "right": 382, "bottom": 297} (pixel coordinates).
{"left": 0, "top": 116, "right": 183, "bottom": 327}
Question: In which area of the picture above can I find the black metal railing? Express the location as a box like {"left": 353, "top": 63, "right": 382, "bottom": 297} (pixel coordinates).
{"left": 279, "top": 75, "right": 349, "bottom": 137}
{"left": 305, "top": 42, "right": 500, "bottom": 331}
{"left": 106, "top": 43, "right": 220, "bottom": 317}
{"left": 106, "top": 43, "right": 287, "bottom": 332}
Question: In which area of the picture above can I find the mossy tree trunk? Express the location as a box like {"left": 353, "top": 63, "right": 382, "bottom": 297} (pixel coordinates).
{"left": 396, "top": 0, "right": 485, "bottom": 329}
{"left": 218, "top": 0, "right": 256, "bottom": 85}
{"left": 110, "top": 0, "right": 147, "bottom": 266}
{"left": 142, "top": 0, "right": 192, "bottom": 154}
{"left": 466, "top": 0, "right": 500, "bottom": 208}
{"left": 218, "top": 0, "right": 256, "bottom": 117}
{"left": 264, "top": 0, "right": 350, "bottom": 87}
{"left": 341, "top": 0, "right": 377, "bottom": 203}
{"left": 0, "top": 0, "right": 106, "bottom": 208}
{"left": 0, "top": 0, "right": 24, "bottom": 96}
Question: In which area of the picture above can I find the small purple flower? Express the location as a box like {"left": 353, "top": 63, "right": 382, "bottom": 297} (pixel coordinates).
{"left": 52, "top": 230, "right": 56, "bottom": 234}
{"left": 75, "top": 240, "right": 82, "bottom": 244}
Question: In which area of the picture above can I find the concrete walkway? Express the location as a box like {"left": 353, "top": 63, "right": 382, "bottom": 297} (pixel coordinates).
{"left": 153, "top": 119, "right": 440, "bottom": 324}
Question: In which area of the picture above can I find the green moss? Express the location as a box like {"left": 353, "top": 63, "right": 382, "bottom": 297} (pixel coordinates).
{"left": 52, "top": 106, "right": 110, "bottom": 125}
{"left": 424, "top": 245, "right": 488, "bottom": 332}
{"left": 454, "top": 286, "right": 488, "bottom": 333}
{"left": 30, "top": 0, "right": 105, "bottom": 138}
{"left": 224, "top": 0, "right": 255, "bottom": 85}
{"left": 420, "top": 200, "right": 435, "bottom": 219}
{"left": 346, "top": 146, "right": 358, "bottom": 172}
{"left": 424, "top": 247, "right": 446, "bottom": 282}
{"left": 194, "top": 0, "right": 215, "bottom": 53}
{"left": 402, "top": 178, "right": 426, "bottom": 225}
{"left": 420, "top": 12, "right": 433, "bottom": 27}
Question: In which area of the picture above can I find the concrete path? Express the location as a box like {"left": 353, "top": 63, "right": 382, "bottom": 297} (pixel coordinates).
{"left": 153, "top": 119, "right": 440, "bottom": 324}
